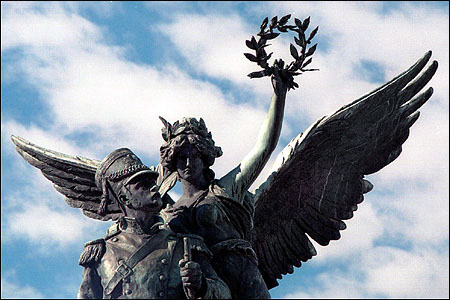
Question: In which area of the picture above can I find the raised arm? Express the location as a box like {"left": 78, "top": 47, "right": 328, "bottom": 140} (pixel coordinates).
{"left": 219, "top": 69, "right": 288, "bottom": 203}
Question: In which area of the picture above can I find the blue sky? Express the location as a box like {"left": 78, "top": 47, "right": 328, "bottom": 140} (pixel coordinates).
{"left": 1, "top": 1, "right": 449, "bottom": 299}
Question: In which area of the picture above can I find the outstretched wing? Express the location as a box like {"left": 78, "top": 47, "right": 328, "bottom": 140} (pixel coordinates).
{"left": 252, "top": 51, "right": 438, "bottom": 289}
{"left": 11, "top": 135, "right": 123, "bottom": 221}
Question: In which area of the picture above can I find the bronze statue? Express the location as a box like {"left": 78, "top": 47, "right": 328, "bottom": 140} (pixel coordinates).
{"left": 10, "top": 14, "right": 438, "bottom": 299}
{"left": 158, "top": 67, "right": 288, "bottom": 298}
{"left": 155, "top": 48, "right": 438, "bottom": 293}
{"left": 78, "top": 148, "right": 231, "bottom": 299}
{"left": 153, "top": 15, "right": 438, "bottom": 294}
{"left": 10, "top": 142, "right": 231, "bottom": 299}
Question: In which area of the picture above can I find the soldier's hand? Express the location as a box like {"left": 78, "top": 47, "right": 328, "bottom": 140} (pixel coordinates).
{"left": 179, "top": 259, "right": 204, "bottom": 298}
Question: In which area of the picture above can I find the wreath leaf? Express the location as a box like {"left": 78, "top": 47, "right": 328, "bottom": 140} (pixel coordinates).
{"left": 258, "top": 37, "right": 267, "bottom": 47}
{"left": 290, "top": 44, "right": 299, "bottom": 59}
{"left": 279, "top": 14, "right": 291, "bottom": 26}
{"left": 305, "top": 43, "right": 317, "bottom": 57}
{"left": 251, "top": 36, "right": 258, "bottom": 48}
{"left": 246, "top": 40, "right": 256, "bottom": 50}
{"left": 307, "top": 26, "right": 319, "bottom": 42}
{"left": 302, "top": 57, "right": 313, "bottom": 68}
{"left": 244, "top": 53, "right": 258, "bottom": 62}
{"left": 270, "top": 16, "right": 278, "bottom": 29}
{"left": 302, "top": 16, "right": 310, "bottom": 31}
{"left": 260, "top": 17, "right": 269, "bottom": 31}
{"left": 248, "top": 71, "right": 266, "bottom": 78}
{"left": 264, "top": 52, "right": 273, "bottom": 61}
{"left": 294, "top": 36, "right": 305, "bottom": 48}
{"left": 257, "top": 47, "right": 267, "bottom": 58}
{"left": 245, "top": 14, "right": 319, "bottom": 90}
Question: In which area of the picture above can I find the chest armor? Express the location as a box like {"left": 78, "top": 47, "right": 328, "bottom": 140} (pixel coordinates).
{"left": 97, "top": 230, "right": 187, "bottom": 299}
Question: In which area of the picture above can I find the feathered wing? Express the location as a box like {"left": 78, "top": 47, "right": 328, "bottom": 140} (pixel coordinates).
{"left": 155, "top": 164, "right": 177, "bottom": 207}
{"left": 10, "top": 135, "right": 123, "bottom": 221}
{"left": 251, "top": 51, "right": 438, "bottom": 289}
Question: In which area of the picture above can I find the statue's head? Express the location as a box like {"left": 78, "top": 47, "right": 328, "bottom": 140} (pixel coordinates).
{"left": 159, "top": 117, "right": 223, "bottom": 183}
{"left": 95, "top": 148, "right": 162, "bottom": 215}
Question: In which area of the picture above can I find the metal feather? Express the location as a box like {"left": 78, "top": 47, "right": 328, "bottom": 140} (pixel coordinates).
{"left": 251, "top": 51, "right": 438, "bottom": 288}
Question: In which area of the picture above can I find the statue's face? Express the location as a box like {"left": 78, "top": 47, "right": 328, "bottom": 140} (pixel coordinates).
{"left": 175, "top": 142, "right": 204, "bottom": 183}
{"left": 123, "top": 176, "right": 162, "bottom": 213}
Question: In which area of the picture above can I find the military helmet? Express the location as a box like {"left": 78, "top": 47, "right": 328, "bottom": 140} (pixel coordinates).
{"left": 95, "top": 148, "right": 158, "bottom": 215}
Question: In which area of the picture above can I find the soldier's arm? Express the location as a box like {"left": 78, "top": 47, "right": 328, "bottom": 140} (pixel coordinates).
{"left": 77, "top": 238, "right": 106, "bottom": 299}
{"left": 77, "top": 266, "right": 103, "bottom": 299}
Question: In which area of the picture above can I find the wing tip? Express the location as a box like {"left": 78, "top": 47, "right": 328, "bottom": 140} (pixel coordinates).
{"left": 406, "top": 111, "right": 420, "bottom": 128}
{"left": 10, "top": 135, "right": 21, "bottom": 146}
{"left": 10, "top": 135, "right": 34, "bottom": 152}
{"left": 362, "top": 179, "right": 373, "bottom": 194}
{"left": 426, "top": 86, "right": 434, "bottom": 100}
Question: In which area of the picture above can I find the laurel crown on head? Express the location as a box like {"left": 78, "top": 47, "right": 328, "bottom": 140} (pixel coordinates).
{"left": 159, "top": 116, "right": 212, "bottom": 143}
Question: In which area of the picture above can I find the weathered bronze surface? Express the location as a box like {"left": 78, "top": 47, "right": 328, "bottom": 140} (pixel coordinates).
{"left": 11, "top": 14, "right": 438, "bottom": 299}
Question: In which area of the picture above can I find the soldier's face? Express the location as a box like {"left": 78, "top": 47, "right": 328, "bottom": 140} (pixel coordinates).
{"left": 176, "top": 143, "right": 204, "bottom": 183}
{"left": 124, "top": 177, "right": 162, "bottom": 213}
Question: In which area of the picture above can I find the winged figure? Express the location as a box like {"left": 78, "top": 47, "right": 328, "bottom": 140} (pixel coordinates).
{"left": 156, "top": 50, "right": 438, "bottom": 297}
{"left": 10, "top": 137, "right": 228, "bottom": 299}
{"left": 11, "top": 50, "right": 437, "bottom": 298}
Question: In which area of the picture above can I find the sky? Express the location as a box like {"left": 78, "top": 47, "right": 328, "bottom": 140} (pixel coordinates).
{"left": 1, "top": 1, "right": 449, "bottom": 299}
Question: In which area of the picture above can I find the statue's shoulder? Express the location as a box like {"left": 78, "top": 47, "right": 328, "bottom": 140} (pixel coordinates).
{"left": 212, "top": 178, "right": 246, "bottom": 205}
{"left": 104, "top": 222, "right": 121, "bottom": 240}
{"left": 78, "top": 223, "right": 122, "bottom": 267}
{"left": 78, "top": 238, "right": 106, "bottom": 267}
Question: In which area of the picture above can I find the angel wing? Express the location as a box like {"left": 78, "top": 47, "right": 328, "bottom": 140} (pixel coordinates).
{"left": 11, "top": 135, "right": 176, "bottom": 220}
{"left": 10, "top": 135, "right": 123, "bottom": 221}
{"left": 251, "top": 51, "right": 438, "bottom": 289}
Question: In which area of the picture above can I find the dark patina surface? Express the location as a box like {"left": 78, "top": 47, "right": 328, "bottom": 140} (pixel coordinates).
{"left": 10, "top": 14, "right": 438, "bottom": 299}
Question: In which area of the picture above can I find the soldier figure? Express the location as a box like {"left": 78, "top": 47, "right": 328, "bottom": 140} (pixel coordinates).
{"left": 77, "top": 148, "right": 231, "bottom": 299}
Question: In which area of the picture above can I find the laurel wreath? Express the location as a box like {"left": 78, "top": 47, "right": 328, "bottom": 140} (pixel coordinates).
{"left": 244, "top": 14, "right": 319, "bottom": 90}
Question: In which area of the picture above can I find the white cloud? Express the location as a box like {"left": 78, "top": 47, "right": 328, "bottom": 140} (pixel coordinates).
{"left": 1, "top": 279, "right": 44, "bottom": 299}
{"left": 1, "top": 1, "right": 273, "bottom": 172}
{"left": 2, "top": 120, "right": 99, "bottom": 159}
{"left": 7, "top": 201, "right": 104, "bottom": 248}
{"left": 0, "top": 1, "right": 275, "bottom": 252}
{"left": 1, "top": 1, "right": 448, "bottom": 298}
{"left": 160, "top": 13, "right": 255, "bottom": 85}
{"left": 283, "top": 271, "right": 366, "bottom": 299}
{"left": 1, "top": 270, "right": 44, "bottom": 299}
{"left": 1, "top": 122, "right": 109, "bottom": 250}
{"left": 1, "top": 175, "right": 108, "bottom": 252}
{"left": 158, "top": 11, "right": 323, "bottom": 103}
{"left": 1, "top": 2, "right": 102, "bottom": 51}
{"left": 311, "top": 202, "right": 384, "bottom": 262}
{"left": 255, "top": 2, "right": 448, "bottom": 298}
{"left": 364, "top": 246, "right": 449, "bottom": 298}
{"left": 264, "top": 1, "right": 448, "bottom": 121}
{"left": 375, "top": 182, "right": 449, "bottom": 245}
{"left": 284, "top": 246, "right": 449, "bottom": 299}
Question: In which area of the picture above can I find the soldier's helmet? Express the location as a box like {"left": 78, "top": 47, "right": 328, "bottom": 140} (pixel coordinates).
{"left": 95, "top": 148, "right": 158, "bottom": 215}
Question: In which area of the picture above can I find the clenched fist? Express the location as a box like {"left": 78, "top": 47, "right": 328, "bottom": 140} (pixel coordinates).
{"left": 179, "top": 258, "right": 205, "bottom": 299}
